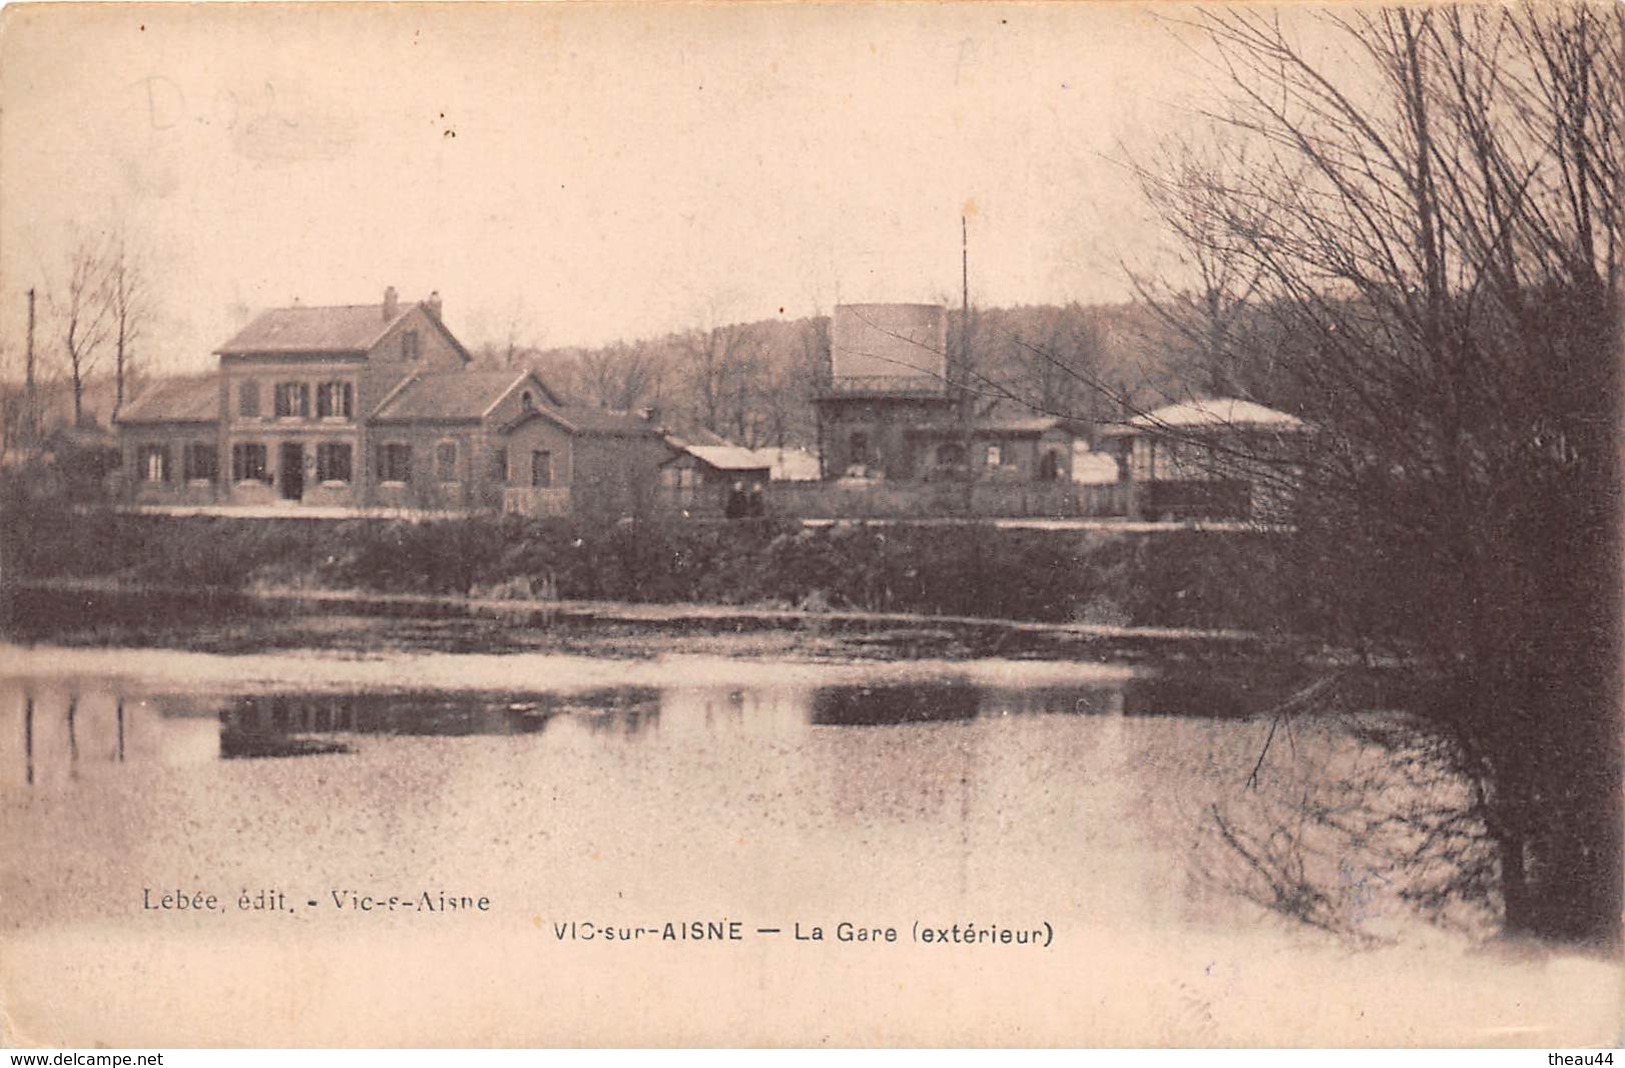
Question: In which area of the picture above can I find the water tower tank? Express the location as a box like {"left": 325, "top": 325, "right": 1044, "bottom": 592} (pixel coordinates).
{"left": 829, "top": 303, "right": 948, "bottom": 391}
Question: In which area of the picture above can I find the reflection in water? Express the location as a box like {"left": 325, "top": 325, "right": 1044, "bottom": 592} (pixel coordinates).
{"left": 219, "top": 725, "right": 353, "bottom": 760}
{"left": 217, "top": 689, "right": 663, "bottom": 759}
{"left": 811, "top": 682, "right": 981, "bottom": 726}
{"left": 0, "top": 657, "right": 1491, "bottom": 947}
{"left": 14, "top": 688, "right": 146, "bottom": 783}
{"left": 980, "top": 686, "right": 1126, "bottom": 718}
{"left": 3, "top": 668, "right": 1290, "bottom": 781}
{"left": 1125, "top": 674, "right": 1268, "bottom": 718}
{"left": 65, "top": 695, "right": 78, "bottom": 775}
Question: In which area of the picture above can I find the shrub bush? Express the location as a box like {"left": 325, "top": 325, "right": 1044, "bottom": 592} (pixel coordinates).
{"left": 0, "top": 501, "right": 1296, "bottom": 630}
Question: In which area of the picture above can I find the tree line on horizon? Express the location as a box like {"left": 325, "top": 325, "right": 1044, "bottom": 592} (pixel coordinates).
{"left": 2, "top": 285, "right": 1290, "bottom": 462}
{"left": 467, "top": 299, "right": 1259, "bottom": 448}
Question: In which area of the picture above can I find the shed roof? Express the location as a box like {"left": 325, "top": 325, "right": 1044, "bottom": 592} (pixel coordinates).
{"left": 681, "top": 445, "right": 772, "bottom": 471}
{"left": 749, "top": 446, "right": 822, "bottom": 481}
{"left": 1101, "top": 398, "right": 1307, "bottom": 436}
{"left": 115, "top": 376, "right": 219, "bottom": 424}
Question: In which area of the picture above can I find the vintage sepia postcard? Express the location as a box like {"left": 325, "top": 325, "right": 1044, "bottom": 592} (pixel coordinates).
{"left": 1, "top": 0, "right": 1621, "bottom": 1049}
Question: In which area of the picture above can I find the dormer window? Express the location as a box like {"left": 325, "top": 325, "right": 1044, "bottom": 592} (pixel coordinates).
{"left": 403, "top": 330, "right": 421, "bottom": 361}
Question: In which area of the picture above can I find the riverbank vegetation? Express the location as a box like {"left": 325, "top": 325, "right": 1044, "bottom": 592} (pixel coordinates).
{"left": 1, "top": 500, "right": 1302, "bottom": 635}
{"left": 1128, "top": 5, "right": 1622, "bottom": 948}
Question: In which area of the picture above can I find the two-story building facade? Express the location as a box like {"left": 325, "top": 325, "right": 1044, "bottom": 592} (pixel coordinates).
{"left": 213, "top": 287, "right": 466, "bottom": 507}
{"left": 115, "top": 288, "right": 668, "bottom": 517}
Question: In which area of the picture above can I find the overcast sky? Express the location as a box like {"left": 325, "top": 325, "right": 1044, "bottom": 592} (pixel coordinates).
{"left": 1, "top": 3, "right": 1222, "bottom": 376}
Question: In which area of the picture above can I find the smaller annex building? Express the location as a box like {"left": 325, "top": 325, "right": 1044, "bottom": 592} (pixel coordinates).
{"left": 1098, "top": 397, "right": 1308, "bottom": 521}
{"left": 659, "top": 442, "right": 772, "bottom": 517}
{"left": 115, "top": 289, "right": 668, "bottom": 518}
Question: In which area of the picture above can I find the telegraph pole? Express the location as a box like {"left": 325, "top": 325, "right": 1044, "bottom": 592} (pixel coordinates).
{"left": 25, "top": 287, "right": 37, "bottom": 447}
{"left": 960, "top": 215, "right": 969, "bottom": 398}
{"left": 958, "top": 216, "right": 974, "bottom": 516}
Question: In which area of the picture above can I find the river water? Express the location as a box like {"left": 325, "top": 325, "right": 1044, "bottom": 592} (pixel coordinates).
{"left": 1, "top": 606, "right": 1618, "bottom": 1046}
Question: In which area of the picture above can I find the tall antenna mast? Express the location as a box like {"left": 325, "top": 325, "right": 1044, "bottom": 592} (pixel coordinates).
{"left": 25, "top": 287, "right": 36, "bottom": 445}
{"left": 956, "top": 215, "right": 974, "bottom": 513}
{"left": 960, "top": 215, "right": 970, "bottom": 395}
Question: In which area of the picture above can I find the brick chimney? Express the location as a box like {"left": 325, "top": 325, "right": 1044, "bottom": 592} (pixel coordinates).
{"left": 382, "top": 286, "right": 399, "bottom": 320}
{"left": 424, "top": 290, "right": 442, "bottom": 321}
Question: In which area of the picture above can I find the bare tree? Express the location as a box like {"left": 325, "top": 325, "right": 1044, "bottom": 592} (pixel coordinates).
{"left": 1134, "top": 3, "right": 1622, "bottom": 945}
{"left": 678, "top": 322, "right": 757, "bottom": 438}
{"left": 105, "top": 232, "right": 150, "bottom": 414}
{"left": 722, "top": 331, "right": 767, "bottom": 446}
{"left": 497, "top": 296, "right": 539, "bottom": 369}
{"left": 51, "top": 232, "right": 115, "bottom": 427}
{"left": 1127, "top": 138, "right": 1267, "bottom": 398}
{"left": 977, "top": 303, "right": 1111, "bottom": 423}
{"left": 758, "top": 315, "right": 828, "bottom": 449}
{"left": 571, "top": 340, "right": 665, "bottom": 411}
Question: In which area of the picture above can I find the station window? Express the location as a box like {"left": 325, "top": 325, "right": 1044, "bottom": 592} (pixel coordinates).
{"left": 183, "top": 442, "right": 218, "bottom": 482}
{"left": 232, "top": 442, "right": 269, "bottom": 483}
{"left": 274, "top": 382, "right": 310, "bottom": 418}
{"left": 317, "top": 443, "right": 352, "bottom": 483}
{"left": 378, "top": 443, "right": 412, "bottom": 483}
{"left": 138, "top": 444, "right": 170, "bottom": 482}
{"left": 317, "top": 382, "right": 353, "bottom": 419}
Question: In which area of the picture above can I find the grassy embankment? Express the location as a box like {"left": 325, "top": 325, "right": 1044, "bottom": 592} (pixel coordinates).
{"left": 2, "top": 501, "right": 1309, "bottom": 636}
